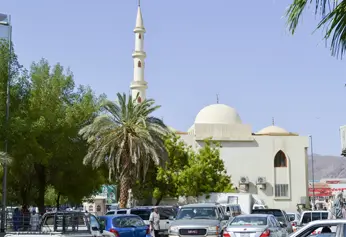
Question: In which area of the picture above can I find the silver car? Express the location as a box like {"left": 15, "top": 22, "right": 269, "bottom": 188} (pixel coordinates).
{"left": 223, "top": 214, "right": 288, "bottom": 237}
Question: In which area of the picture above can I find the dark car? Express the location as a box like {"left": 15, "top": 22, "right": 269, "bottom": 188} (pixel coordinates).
{"left": 251, "top": 208, "right": 293, "bottom": 234}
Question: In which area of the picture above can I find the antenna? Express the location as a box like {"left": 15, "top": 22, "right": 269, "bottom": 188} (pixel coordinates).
{"left": 216, "top": 94, "right": 219, "bottom": 104}
{"left": 272, "top": 117, "right": 275, "bottom": 125}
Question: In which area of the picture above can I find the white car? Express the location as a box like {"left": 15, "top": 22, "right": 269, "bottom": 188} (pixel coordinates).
{"left": 290, "top": 219, "right": 346, "bottom": 237}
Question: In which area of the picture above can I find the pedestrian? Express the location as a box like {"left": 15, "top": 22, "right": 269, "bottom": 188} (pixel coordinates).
{"left": 30, "top": 210, "right": 40, "bottom": 231}
{"left": 329, "top": 192, "right": 343, "bottom": 219}
{"left": 149, "top": 207, "right": 160, "bottom": 237}
{"left": 21, "top": 205, "right": 30, "bottom": 230}
{"left": 13, "top": 208, "right": 20, "bottom": 231}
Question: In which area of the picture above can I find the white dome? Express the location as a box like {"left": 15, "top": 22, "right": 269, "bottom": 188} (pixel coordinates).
{"left": 256, "top": 125, "right": 289, "bottom": 135}
{"left": 194, "top": 104, "right": 241, "bottom": 125}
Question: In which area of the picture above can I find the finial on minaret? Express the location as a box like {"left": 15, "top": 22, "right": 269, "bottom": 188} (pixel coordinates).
{"left": 272, "top": 117, "right": 275, "bottom": 125}
{"left": 138, "top": 0, "right": 140, "bottom": 6}
{"left": 216, "top": 94, "right": 219, "bottom": 104}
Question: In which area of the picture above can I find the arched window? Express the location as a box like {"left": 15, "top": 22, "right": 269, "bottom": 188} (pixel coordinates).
{"left": 88, "top": 205, "right": 94, "bottom": 212}
{"left": 137, "top": 96, "right": 142, "bottom": 103}
{"left": 274, "top": 150, "right": 287, "bottom": 167}
{"left": 138, "top": 61, "right": 142, "bottom": 67}
{"left": 139, "top": 34, "right": 141, "bottom": 39}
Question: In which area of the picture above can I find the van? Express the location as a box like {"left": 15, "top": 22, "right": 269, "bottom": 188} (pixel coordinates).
{"left": 222, "top": 204, "right": 242, "bottom": 217}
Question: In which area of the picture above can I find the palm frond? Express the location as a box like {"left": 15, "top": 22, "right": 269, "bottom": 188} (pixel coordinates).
{"left": 79, "top": 92, "right": 170, "bottom": 183}
{"left": 286, "top": 0, "right": 346, "bottom": 57}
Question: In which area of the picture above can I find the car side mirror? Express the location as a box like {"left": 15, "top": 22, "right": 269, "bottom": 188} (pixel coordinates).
{"left": 168, "top": 216, "right": 175, "bottom": 220}
{"left": 223, "top": 215, "right": 230, "bottom": 221}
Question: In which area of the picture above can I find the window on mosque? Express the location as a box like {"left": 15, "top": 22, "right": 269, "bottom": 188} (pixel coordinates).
{"left": 138, "top": 61, "right": 142, "bottom": 67}
{"left": 274, "top": 150, "right": 287, "bottom": 167}
{"left": 139, "top": 34, "right": 141, "bottom": 39}
{"left": 275, "top": 184, "right": 289, "bottom": 197}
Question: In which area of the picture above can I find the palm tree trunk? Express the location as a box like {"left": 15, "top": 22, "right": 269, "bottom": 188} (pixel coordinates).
{"left": 119, "top": 175, "right": 131, "bottom": 208}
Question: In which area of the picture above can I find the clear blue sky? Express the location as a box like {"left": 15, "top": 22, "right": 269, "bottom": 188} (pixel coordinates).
{"left": 2, "top": 0, "right": 346, "bottom": 156}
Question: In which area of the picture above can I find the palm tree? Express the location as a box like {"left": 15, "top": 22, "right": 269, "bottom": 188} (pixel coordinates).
{"left": 79, "top": 92, "right": 169, "bottom": 207}
{"left": 286, "top": 0, "right": 346, "bottom": 57}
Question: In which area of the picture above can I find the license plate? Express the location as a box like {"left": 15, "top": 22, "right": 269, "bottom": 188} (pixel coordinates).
{"left": 240, "top": 234, "right": 250, "bottom": 237}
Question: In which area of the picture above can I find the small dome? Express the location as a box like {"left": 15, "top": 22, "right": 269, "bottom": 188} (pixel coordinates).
{"left": 256, "top": 125, "right": 290, "bottom": 135}
{"left": 195, "top": 104, "right": 241, "bottom": 125}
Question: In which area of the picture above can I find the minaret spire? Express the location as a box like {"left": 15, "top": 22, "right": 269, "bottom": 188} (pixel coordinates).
{"left": 130, "top": 2, "right": 147, "bottom": 103}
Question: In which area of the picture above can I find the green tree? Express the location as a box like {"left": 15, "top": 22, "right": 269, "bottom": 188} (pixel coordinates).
{"left": 79, "top": 93, "right": 169, "bottom": 208}
{"left": 0, "top": 39, "right": 32, "bottom": 205}
{"left": 153, "top": 134, "right": 189, "bottom": 205}
{"left": 177, "top": 139, "right": 234, "bottom": 198}
{"left": 286, "top": 0, "right": 346, "bottom": 57}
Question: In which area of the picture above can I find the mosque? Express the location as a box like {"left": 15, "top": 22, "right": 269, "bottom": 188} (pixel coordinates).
{"left": 129, "top": 4, "right": 310, "bottom": 211}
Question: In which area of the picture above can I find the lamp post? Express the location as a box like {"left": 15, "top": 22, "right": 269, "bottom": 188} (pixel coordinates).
{"left": 309, "top": 135, "right": 315, "bottom": 210}
{"left": 0, "top": 13, "right": 12, "bottom": 233}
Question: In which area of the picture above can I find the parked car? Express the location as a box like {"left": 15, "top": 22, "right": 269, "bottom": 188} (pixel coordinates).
{"left": 168, "top": 203, "right": 229, "bottom": 237}
{"left": 286, "top": 212, "right": 301, "bottom": 232}
{"left": 296, "top": 211, "right": 329, "bottom": 233}
{"left": 288, "top": 219, "right": 346, "bottom": 237}
{"left": 251, "top": 208, "right": 293, "bottom": 234}
{"left": 223, "top": 214, "right": 288, "bottom": 237}
{"left": 98, "top": 214, "right": 150, "bottom": 237}
{"left": 106, "top": 206, "right": 176, "bottom": 236}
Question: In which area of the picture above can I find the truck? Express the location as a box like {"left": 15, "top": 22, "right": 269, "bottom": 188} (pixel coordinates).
{"left": 5, "top": 211, "right": 114, "bottom": 237}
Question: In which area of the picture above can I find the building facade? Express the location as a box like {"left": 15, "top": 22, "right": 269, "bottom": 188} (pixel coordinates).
{"left": 178, "top": 104, "right": 309, "bottom": 212}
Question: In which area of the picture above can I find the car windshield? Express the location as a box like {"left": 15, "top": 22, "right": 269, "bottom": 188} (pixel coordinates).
{"left": 287, "top": 214, "right": 295, "bottom": 221}
{"left": 176, "top": 207, "right": 217, "bottom": 220}
{"left": 251, "top": 210, "right": 285, "bottom": 222}
{"left": 112, "top": 216, "right": 145, "bottom": 228}
{"left": 230, "top": 216, "right": 267, "bottom": 226}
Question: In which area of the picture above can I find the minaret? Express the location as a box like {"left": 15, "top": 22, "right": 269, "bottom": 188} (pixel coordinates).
{"left": 130, "top": 1, "right": 147, "bottom": 103}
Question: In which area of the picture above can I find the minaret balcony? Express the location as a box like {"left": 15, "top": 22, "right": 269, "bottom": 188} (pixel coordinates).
{"left": 130, "top": 81, "right": 148, "bottom": 89}
{"left": 134, "top": 27, "right": 146, "bottom": 33}
{"left": 132, "top": 51, "right": 146, "bottom": 58}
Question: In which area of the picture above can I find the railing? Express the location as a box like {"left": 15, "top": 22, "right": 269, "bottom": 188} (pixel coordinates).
{"left": 1, "top": 211, "right": 41, "bottom": 232}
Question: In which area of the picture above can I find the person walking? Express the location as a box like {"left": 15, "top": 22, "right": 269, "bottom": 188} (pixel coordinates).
{"left": 13, "top": 208, "right": 21, "bottom": 231}
{"left": 149, "top": 207, "right": 160, "bottom": 237}
{"left": 30, "top": 210, "right": 40, "bottom": 231}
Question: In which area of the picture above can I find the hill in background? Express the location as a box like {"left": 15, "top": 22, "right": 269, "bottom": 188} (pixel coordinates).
{"left": 309, "top": 154, "right": 346, "bottom": 179}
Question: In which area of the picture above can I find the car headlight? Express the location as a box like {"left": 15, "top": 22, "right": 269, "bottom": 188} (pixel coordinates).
{"left": 169, "top": 226, "right": 179, "bottom": 232}
{"left": 208, "top": 226, "right": 219, "bottom": 232}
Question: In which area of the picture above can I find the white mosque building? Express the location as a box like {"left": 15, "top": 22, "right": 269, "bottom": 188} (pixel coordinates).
{"left": 129, "top": 4, "right": 310, "bottom": 211}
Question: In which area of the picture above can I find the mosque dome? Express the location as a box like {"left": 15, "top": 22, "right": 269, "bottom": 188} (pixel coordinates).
{"left": 194, "top": 104, "right": 241, "bottom": 125}
{"left": 256, "top": 125, "right": 290, "bottom": 135}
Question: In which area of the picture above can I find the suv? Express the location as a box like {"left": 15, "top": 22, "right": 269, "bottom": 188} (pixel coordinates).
{"left": 251, "top": 208, "right": 293, "bottom": 234}
{"left": 168, "top": 203, "right": 229, "bottom": 237}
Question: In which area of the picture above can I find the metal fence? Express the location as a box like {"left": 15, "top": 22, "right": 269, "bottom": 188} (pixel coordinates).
{"left": 2, "top": 211, "right": 41, "bottom": 232}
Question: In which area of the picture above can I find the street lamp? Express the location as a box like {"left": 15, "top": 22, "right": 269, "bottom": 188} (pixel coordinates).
{"left": 0, "top": 12, "right": 12, "bottom": 233}
{"left": 309, "top": 135, "right": 315, "bottom": 210}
